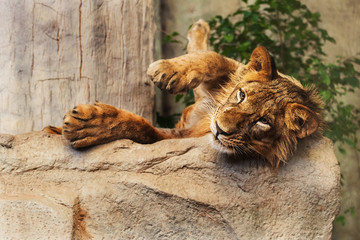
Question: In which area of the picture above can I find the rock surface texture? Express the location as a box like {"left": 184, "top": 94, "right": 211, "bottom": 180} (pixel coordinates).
{"left": 0, "top": 132, "right": 340, "bottom": 240}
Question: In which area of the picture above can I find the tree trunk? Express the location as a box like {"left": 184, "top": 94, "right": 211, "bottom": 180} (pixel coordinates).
{"left": 0, "top": 0, "right": 156, "bottom": 134}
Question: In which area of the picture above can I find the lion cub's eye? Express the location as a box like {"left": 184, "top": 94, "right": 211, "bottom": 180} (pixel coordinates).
{"left": 256, "top": 117, "right": 271, "bottom": 130}
{"left": 237, "top": 88, "right": 246, "bottom": 104}
{"left": 258, "top": 117, "right": 268, "bottom": 124}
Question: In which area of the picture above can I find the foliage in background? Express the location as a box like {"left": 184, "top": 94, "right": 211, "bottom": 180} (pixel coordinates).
{"left": 156, "top": 91, "right": 194, "bottom": 128}
{"left": 335, "top": 206, "right": 356, "bottom": 226}
{"left": 161, "top": 0, "right": 360, "bottom": 224}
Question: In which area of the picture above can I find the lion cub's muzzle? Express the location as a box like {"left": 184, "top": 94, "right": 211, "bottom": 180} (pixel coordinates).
{"left": 214, "top": 122, "right": 231, "bottom": 140}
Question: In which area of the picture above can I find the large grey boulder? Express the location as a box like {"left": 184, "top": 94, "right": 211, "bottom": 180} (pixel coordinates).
{"left": 0, "top": 131, "right": 340, "bottom": 239}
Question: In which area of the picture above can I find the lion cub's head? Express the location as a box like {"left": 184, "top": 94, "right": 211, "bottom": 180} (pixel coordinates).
{"left": 210, "top": 46, "right": 322, "bottom": 167}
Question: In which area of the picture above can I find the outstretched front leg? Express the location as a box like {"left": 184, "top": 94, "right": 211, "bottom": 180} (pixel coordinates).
{"left": 147, "top": 51, "right": 240, "bottom": 95}
{"left": 62, "top": 102, "right": 165, "bottom": 148}
{"left": 61, "top": 102, "right": 210, "bottom": 148}
{"left": 148, "top": 19, "right": 239, "bottom": 95}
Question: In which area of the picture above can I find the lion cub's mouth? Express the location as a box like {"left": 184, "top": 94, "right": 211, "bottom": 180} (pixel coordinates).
{"left": 209, "top": 120, "right": 238, "bottom": 154}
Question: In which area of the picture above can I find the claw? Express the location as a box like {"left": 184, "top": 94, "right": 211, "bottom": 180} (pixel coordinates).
{"left": 160, "top": 73, "right": 167, "bottom": 80}
{"left": 155, "top": 82, "right": 162, "bottom": 89}
{"left": 166, "top": 78, "right": 177, "bottom": 90}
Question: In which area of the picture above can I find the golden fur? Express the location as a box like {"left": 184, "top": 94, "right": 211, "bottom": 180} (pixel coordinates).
{"left": 45, "top": 20, "right": 322, "bottom": 167}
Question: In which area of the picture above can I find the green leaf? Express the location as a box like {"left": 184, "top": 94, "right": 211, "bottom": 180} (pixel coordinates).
{"left": 344, "top": 139, "right": 356, "bottom": 148}
{"left": 322, "top": 74, "right": 331, "bottom": 86}
{"left": 319, "top": 90, "right": 332, "bottom": 101}
{"left": 318, "top": 67, "right": 331, "bottom": 86}
{"left": 224, "top": 34, "right": 234, "bottom": 42}
{"left": 162, "top": 32, "right": 180, "bottom": 44}
{"left": 335, "top": 215, "right": 346, "bottom": 226}
{"left": 175, "top": 94, "right": 183, "bottom": 102}
{"left": 339, "top": 148, "right": 347, "bottom": 155}
{"left": 328, "top": 37, "right": 336, "bottom": 44}
{"left": 344, "top": 77, "right": 360, "bottom": 87}
{"left": 162, "top": 35, "right": 172, "bottom": 44}
{"left": 243, "top": 11, "right": 251, "bottom": 17}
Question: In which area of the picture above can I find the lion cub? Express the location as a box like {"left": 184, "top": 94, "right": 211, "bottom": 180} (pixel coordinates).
{"left": 47, "top": 20, "right": 322, "bottom": 167}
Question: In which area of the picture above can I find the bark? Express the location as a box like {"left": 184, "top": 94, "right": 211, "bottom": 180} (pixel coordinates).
{"left": 0, "top": 0, "right": 156, "bottom": 134}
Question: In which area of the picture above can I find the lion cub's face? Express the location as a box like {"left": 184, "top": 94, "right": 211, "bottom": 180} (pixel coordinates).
{"left": 210, "top": 47, "right": 322, "bottom": 167}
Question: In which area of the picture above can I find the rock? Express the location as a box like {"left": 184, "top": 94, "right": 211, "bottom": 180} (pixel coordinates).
{"left": 0, "top": 134, "right": 14, "bottom": 148}
{"left": 0, "top": 131, "right": 340, "bottom": 239}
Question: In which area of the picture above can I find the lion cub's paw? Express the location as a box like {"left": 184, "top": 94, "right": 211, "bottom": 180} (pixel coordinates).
{"left": 62, "top": 102, "right": 119, "bottom": 148}
{"left": 147, "top": 60, "right": 199, "bottom": 94}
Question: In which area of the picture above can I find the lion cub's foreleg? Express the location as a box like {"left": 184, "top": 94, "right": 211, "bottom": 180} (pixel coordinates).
{"left": 147, "top": 51, "right": 239, "bottom": 95}
{"left": 147, "top": 19, "right": 238, "bottom": 95}
{"left": 61, "top": 102, "right": 166, "bottom": 148}
{"left": 60, "top": 102, "right": 209, "bottom": 148}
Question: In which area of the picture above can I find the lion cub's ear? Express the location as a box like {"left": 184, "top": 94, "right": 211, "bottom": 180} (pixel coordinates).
{"left": 248, "top": 46, "right": 278, "bottom": 80}
{"left": 285, "top": 103, "right": 319, "bottom": 138}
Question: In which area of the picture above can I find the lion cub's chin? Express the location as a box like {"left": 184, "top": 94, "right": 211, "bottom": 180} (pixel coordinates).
{"left": 209, "top": 121, "right": 233, "bottom": 154}
{"left": 209, "top": 134, "right": 235, "bottom": 154}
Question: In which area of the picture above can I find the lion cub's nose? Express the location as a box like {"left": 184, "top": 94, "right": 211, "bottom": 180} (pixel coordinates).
{"left": 215, "top": 122, "right": 231, "bottom": 139}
